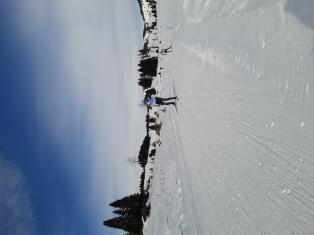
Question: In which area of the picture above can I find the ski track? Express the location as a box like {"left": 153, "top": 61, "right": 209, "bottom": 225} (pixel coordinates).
{"left": 145, "top": 0, "right": 314, "bottom": 234}
{"left": 170, "top": 94, "right": 203, "bottom": 235}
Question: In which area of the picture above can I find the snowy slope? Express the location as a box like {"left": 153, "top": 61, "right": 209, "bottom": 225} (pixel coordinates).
{"left": 145, "top": 0, "right": 314, "bottom": 234}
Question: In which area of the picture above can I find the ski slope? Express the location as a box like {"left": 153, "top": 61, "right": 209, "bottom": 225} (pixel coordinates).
{"left": 144, "top": 0, "right": 314, "bottom": 234}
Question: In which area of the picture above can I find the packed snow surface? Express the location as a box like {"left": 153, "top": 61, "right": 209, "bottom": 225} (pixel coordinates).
{"left": 144, "top": 0, "right": 314, "bottom": 234}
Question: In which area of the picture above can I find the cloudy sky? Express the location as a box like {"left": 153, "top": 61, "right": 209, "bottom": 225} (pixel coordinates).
{"left": 0, "top": 0, "right": 145, "bottom": 234}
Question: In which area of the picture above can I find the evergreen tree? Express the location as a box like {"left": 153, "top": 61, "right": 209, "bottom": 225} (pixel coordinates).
{"left": 138, "top": 77, "right": 152, "bottom": 89}
{"left": 138, "top": 57, "right": 158, "bottom": 77}
{"left": 136, "top": 0, "right": 145, "bottom": 22}
{"left": 113, "top": 208, "right": 142, "bottom": 217}
{"left": 137, "top": 135, "right": 151, "bottom": 168}
{"left": 109, "top": 193, "right": 143, "bottom": 209}
{"left": 103, "top": 215, "right": 143, "bottom": 233}
{"left": 139, "top": 169, "right": 145, "bottom": 195}
{"left": 149, "top": 149, "right": 156, "bottom": 157}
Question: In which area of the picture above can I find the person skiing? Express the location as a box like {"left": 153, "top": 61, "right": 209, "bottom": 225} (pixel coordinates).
{"left": 143, "top": 88, "right": 177, "bottom": 107}
{"left": 143, "top": 95, "right": 177, "bottom": 107}
{"left": 160, "top": 44, "right": 172, "bottom": 55}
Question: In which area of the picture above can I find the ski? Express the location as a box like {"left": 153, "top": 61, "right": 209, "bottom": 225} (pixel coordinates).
{"left": 172, "top": 80, "right": 179, "bottom": 114}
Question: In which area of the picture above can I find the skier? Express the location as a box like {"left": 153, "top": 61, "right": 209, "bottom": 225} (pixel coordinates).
{"left": 160, "top": 45, "right": 172, "bottom": 55}
{"left": 144, "top": 95, "right": 177, "bottom": 107}
{"left": 143, "top": 89, "right": 177, "bottom": 107}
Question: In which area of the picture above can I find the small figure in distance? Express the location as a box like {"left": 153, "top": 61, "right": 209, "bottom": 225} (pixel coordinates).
{"left": 160, "top": 43, "right": 172, "bottom": 55}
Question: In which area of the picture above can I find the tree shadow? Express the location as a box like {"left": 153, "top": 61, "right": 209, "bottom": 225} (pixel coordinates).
{"left": 285, "top": 0, "right": 314, "bottom": 30}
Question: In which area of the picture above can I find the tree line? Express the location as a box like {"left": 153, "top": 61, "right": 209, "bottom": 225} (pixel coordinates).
{"left": 103, "top": 125, "right": 160, "bottom": 234}
{"left": 103, "top": 0, "right": 160, "bottom": 234}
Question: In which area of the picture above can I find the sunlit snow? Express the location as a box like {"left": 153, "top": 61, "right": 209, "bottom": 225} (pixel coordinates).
{"left": 145, "top": 0, "right": 314, "bottom": 234}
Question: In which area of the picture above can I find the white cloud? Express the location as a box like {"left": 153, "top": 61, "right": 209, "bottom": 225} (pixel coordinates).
{"left": 13, "top": 0, "right": 146, "bottom": 229}
{"left": 0, "top": 156, "right": 35, "bottom": 235}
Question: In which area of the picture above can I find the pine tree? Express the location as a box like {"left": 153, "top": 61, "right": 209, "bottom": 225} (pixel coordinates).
{"left": 149, "top": 149, "right": 156, "bottom": 157}
{"left": 103, "top": 215, "right": 143, "bottom": 233}
{"left": 139, "top": 169, "right": 145, "bottom": 195}
{"left": 109, "top": 193, "right": 143, "bottom": 209}
{"left": 138, "top": 57, "right": 158, "bottom": 77}
{"left": 136, "top": 0, "right": 145, "bottom": 22}
{"left": 138, "top": 77, "right": 152, "bottom": 89}
{"left": 137, "top": 135, "right": 151, "bottom": 168}
{"left": 113, "top": 208, "right": 142, "bottom": 217}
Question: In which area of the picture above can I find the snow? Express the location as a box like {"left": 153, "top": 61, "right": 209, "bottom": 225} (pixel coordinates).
{"left": 139, "top": 0, "right": 156, "bottom": 26}
{"left": 144, "top": 0, "right": 314, "bottom": 234}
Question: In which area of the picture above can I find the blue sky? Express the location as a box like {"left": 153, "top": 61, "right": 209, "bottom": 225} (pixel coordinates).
{"left": 0, "top": 0, "right": 145, "bottom": 234}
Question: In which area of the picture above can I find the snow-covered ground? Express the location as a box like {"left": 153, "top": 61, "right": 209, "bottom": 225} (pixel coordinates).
{"left": 144, "top": 0, "right": 314, "bottom": 234}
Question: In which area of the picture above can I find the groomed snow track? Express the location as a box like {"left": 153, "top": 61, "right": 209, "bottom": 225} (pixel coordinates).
{"left": 144, "top": 1, "right": 314, "bottom": 235}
